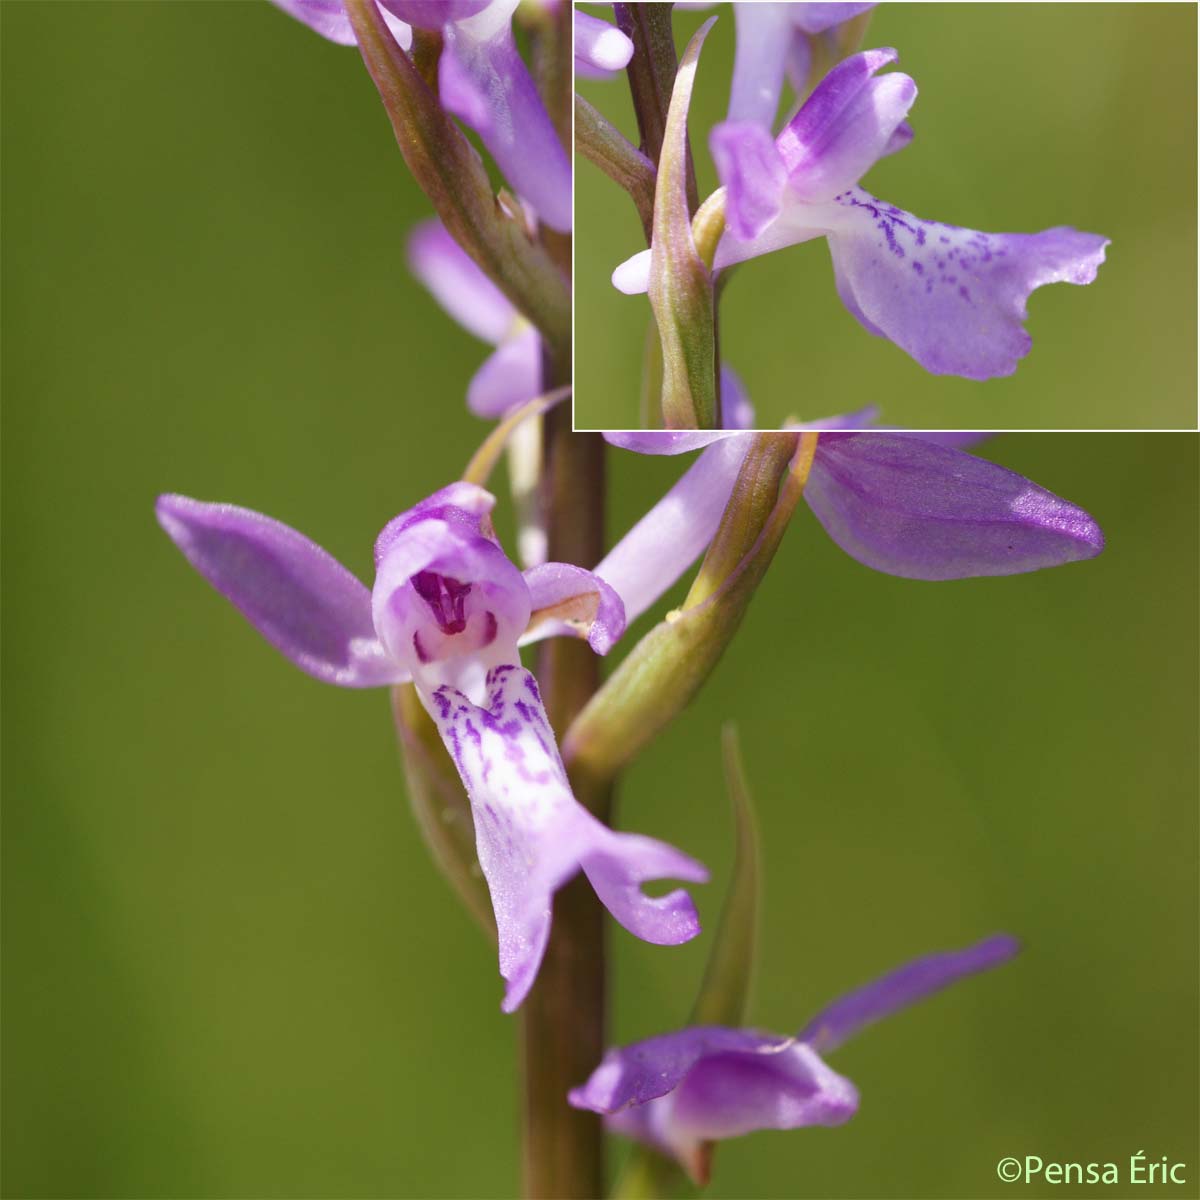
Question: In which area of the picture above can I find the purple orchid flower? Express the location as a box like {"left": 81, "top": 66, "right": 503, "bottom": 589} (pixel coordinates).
{"left": 614, "top": 48, "right": 1109, "bottom": 381}
{"left": 570, "top": 934, "right": 1019, "bottom": 1182}
{"left": 575, "top": 9, "right": 634, "bottom": 79}
{"left": 156, "top": 483, "right": 706, "bottom": 1012}
{"left": 408, "top": 218, "right": 541, "bottom": 417}
{"left": 595, "top": 430, "right": 1103, "bottom": 624}
{"left": 270, "top": 0, "right": 571, "bottom": 233}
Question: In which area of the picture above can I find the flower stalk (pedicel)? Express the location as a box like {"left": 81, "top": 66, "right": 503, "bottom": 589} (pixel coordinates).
{"left": 575, "top": 93, "right": 657, "bottom": 242}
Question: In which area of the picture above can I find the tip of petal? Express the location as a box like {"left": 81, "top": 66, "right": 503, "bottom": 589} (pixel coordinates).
{"left": 155, "top": 493, "right": 209, "bottom": 542}
{"left": 499, "top": 913, "right": 552, "bottom": 1014}
{"left": 612, "top": 249, "right": 652, "bottom": 295}
{"left": 587, "top": 24, "right": 634, "bottom": 72}
{"left": 583, "top": 832, "right": 708, "bottom": 947}
{"left": 974, "top": 933, "right": 1023, "bottom": 965}
{"left": 1069, "top": 231, "right": 1110, "bottom": 283}
{"left": 859, "top": 46, "right": 900, "bottom": 70}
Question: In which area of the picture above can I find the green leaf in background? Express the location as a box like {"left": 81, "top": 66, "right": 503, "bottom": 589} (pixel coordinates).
{"left": 689, "top": 723, "right": 760, "bottom": 1029}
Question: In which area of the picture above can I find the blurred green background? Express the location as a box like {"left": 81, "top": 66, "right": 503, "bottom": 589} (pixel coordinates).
{"left": 575, "top": 3, "right": 1198, "bottom": 430}
{"left": 3, "top": 4, "right": 1198, "bottom": 1199}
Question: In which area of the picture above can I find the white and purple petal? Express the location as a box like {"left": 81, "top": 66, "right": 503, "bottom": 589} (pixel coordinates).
{"left": 571, "top": 1026, "right": 795, "bottom": 1113}
{"left": 773, "top": 49, "right": 916, "bottom": 203}
{"left": 805, "top": 434, "right": 1104, "bottom": 579}
{"left": 428, "top": 665, "right": 706, "bottom": 1012}
{"left": 709, "top": 121, "right": 788, "bottom": 241}
{"left": 521, "top": 561, "right": 627, "bottom": 654}
{"left": 669, "top": 1041, "right": 858, "bottom": 1140}
{"left": 727, "top": 3, "right": 795, "bottom": 126}
{"left": 156, "top": 495, "right": 405, "bottom": 688}
{"left": 571, "top": 1027, "right": 857, "bottom": 1178}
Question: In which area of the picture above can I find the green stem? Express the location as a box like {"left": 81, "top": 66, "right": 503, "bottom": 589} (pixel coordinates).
{"left": 575, "top": 94, "right": 657, "bottom": 243}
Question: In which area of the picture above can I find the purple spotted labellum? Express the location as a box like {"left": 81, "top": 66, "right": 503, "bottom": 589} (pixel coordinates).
{"left": 614, "top": 48, "right": 1109, "bottom": 380}
{"left": 156, "top": 484, "right": 705, "bottom": 1012}
{"left": 595, "top": 431, "right": 1103, "bottom": 622}
{"left": 408, "top": 219, "right": 541, "bottom": 417}
{"left": 270, "top": 0, "right": 571, "bottom": 232}
{"left": 570, "top": 934, "right": 1019, "bottom": 1182}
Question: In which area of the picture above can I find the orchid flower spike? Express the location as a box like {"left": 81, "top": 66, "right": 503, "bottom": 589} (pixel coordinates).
{"left": 614, "top": 47, "right": 1109, "bottom": 381}
{"left": 156, "top": 484, "right": 706, "bottom": 1012}
{"left": 408, "top": 219, "right": 542, "bottom": 418}
{"left": 570, "top": 934, "right": 1019, "bottom": 1183}
{"left": 595, "top": 430, "right": 1103, "bottom": 626}
{"left": 270, "top": 0, "right": 571, "bottom": 232}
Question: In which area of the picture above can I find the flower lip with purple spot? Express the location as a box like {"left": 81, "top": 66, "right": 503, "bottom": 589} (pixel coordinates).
{"left": 156, "top": 481, "right": 698, "bottom": 1012}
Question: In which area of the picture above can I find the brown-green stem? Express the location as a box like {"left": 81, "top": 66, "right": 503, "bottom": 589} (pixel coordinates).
{"left": 575, "top": 94, "right": 657, "bottom": 243}
{"left": 614, "top": 2, "right": 699, "bottom": 212}
{"left": 522, "top": 405, "right": 610, "bottom": 1199}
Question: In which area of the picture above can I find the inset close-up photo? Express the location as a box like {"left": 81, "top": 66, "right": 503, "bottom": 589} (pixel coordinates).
{"left": 574, "top": 2, "right": 1197, "bottom": 430}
